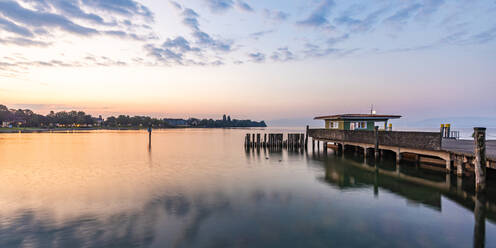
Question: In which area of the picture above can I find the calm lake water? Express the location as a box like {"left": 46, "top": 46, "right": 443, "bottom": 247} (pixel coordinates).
{"left": 0, "top": 128, "right": 495, "bottom": 248}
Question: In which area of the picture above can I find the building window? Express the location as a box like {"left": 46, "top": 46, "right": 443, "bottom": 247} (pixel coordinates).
{"left": 330, "top": 121, "right": 339, "bottom": 129}
{"left": 351, "top": 122, "right": 367, "bottom": 130}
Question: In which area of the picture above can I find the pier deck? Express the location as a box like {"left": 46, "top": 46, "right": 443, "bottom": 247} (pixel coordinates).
{"left": 442, "top": 139, "right": 496, "bottom": 160}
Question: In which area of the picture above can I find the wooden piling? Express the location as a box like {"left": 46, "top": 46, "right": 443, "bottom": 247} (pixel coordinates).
{"left": 300, "top": 133, "right": 305, "bottom": 149}
{"left": 148, "top": 125, "right": 152, "bottom": 146}
{"left": 455, "top": 156, "right": 464, "bottom": 177}
{"left": 256, "top": 133, "right": 261, "bottom": 148}
{"left": 305, "top": 126, "right": 309, "bottom": 149}
{"left": 264, "top": 133, "right": 267, "bottom": 147}
{"left": 474, "top": 127, "right": 486, "bottom": 192}
{"left": 374, "top": 126, "right": 379, "bottom": 160}
{"left": 446, "top": 155, "right": 452, "bottom": 172}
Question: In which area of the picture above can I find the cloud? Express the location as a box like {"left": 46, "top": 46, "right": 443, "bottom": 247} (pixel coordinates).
{"left": 0, "top": 17, "right": 33, "bottom": 37}
{"left": 162, "top": 36, "right": 200, "bottom": 53}
{"left": 438, "top": 31, "right": 468, "bottom": 45}
{"left": 334, "top": 7, "right": 390, "bottom": 33}
{"left": 303, "top": 43, "right": 358, "bottom": 58}
{"left": 205, "top": 0, "right": 234, "bottom": 13}
{"left": 0, "top": 53, "right": 134, "bottom": 75}
{"left": 103, "top": 30, "right": 145, "bottom": 41}
{"left": 172, "top": 5, "right": 232, "bottom": 52}
{"left": 144, "top": 42, "right": 226, "bottom": 66}
{"left": 211, "top": 60, "right": 224, "bottom": 66}
{"left": 82, "top": 0, "right": 154, "bottom": 21}
{"left": 145, "top": 44, "right": 184, "bottom": 64}
{"left": 467, "top": 26, "right": 496, "bottom": 44}
{"left": 236, "top": 1, "right": 253, "bottom": 12}
{"left": 271, "top": 48, "right": 294, "bottom": 62}
{"left": 327, "top": 33, "right": 349, "bottom": 45}
{"left": 384, "top": 4, "right": 422, "bottom": 25}
{"left": 50, "top": 0, "right": 108, "bottom": 25}
{"left": 382, "top": 44, "right": 437, "bottom": 53}
{"left": 248, "top": 52, "right": 265, "bottom": 63}
{"left": 250, "top": 29, "right": 275, "bottom": 40}
{"left": 0, "top": 37, "right": 51, "bottom": 47}
{"left": 169, "top": 1, "right": 182, "bottom": 10}
{"left": 0, "top": 0, "right": 98, "bottom": 35}
{"left": 416, "top": 0, "right": 445, "bottom": 19}
{"left": 193, "top": 31, "right": 232, "bottom": 51}
{"left": 0, "top": 0, "right": 157, "bottom": 74}
{"left": 263, "top": 9, "right": 290, "bottom": 21}
{"left": 297, "top": 0, "right": 335, "bottom": 27}
{"left": 182, "top": 8, "right": 201, "bottom": 31}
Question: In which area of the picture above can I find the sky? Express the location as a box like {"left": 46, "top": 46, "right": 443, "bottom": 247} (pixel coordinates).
{"left": 0, "top": 0, "right": 495, "bottom": 124}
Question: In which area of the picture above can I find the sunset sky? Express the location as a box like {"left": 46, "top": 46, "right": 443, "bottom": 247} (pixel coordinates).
{"left": 0, "top": 0, "right": 495, "bottom": 123}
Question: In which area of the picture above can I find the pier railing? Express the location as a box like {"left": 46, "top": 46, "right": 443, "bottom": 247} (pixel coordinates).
{"left": 308, "top": 129, "right": 442, "bottom": 151}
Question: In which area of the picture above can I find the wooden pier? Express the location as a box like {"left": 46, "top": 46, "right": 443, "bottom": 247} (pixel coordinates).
{"left": 308, "top": 127, "right": 495, "bottom": 191}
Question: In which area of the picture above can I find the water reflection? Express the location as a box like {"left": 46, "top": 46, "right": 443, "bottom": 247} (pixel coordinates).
{"left": 314, "top": 150, "right": 495, "bottom": 248}
{"left": 0, "top": 130, "right": 495, "bottom": 247}
{"left": 248, "top": 145, "right": 496, "bottom": 247}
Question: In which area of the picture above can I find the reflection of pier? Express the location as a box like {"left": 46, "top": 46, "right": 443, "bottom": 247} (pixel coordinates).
{"left": 313, "top": 154, "right": 493, "bottom": 247}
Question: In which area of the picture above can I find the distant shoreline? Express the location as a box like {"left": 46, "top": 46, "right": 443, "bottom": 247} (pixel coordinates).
{"left": 0, "top": 126, "right": 267, "bottom": 133}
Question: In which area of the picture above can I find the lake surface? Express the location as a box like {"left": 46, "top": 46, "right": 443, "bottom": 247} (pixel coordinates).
{"left": 0, "top": 128, "right": 495, "bottom": 248}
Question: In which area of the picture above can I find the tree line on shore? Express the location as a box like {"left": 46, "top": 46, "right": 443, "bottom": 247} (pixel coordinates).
{"left": 0, "top": 104, "right": 266, "bottom": 128}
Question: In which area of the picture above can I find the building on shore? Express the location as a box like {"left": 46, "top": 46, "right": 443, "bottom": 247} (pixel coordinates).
{"left": 164, "top": 118, "right": 189, "bottom": 127}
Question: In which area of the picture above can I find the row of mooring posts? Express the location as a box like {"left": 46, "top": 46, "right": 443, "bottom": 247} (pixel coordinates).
{"left": 286, "top": 133, "right": 306, "bottom": 150}
{"left": 244, "top": 133, "right": 307, "bottom": 150}
{"left": 245, "top": 133, "right": 284, "bottom": 148}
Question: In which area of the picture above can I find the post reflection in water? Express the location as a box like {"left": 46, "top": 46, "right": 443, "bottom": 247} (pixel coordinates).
{"left": 474, "top": 193, "right": 486, "bottom": 248}
{"left": 0, "top": 129, "right": 495, "bottom": 247}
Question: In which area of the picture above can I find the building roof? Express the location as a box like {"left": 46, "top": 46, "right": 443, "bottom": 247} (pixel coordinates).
{"left": 314, "top": 114, "right": 402, "bottom": 121}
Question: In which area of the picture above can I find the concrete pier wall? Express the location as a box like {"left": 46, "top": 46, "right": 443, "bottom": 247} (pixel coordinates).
{"left": 308, "top": 129, "right": 442, "bottom": 151}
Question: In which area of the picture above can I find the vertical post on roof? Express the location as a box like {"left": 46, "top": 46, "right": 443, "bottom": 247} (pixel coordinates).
{"left": 440, "top": 124, "right": 445, "bottom": 138}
